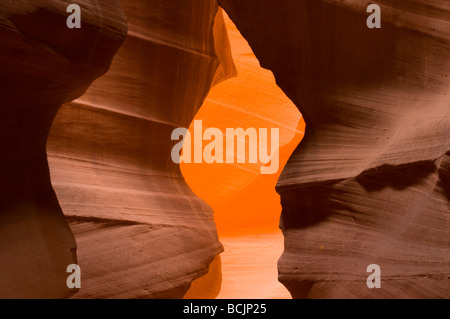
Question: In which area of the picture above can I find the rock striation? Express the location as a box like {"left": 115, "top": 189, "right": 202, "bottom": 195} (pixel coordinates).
{"left": 0, "top": 0, "right": 127, "bottom": 298}
{"left": 219, "top": 0, "right": 450, "bottom": 298}
{"left": 47, "top": 1, "right": 232, "bottom": 298}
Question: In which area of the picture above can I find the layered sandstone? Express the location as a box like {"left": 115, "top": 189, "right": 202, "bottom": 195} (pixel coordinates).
{"left": 4, "top": 0, "right": 448, "bottom": 300}
{"left": 219, "top": 0, "right": 450, "bottom": 298}
{"left": 0, "top": 1, "right": 127, "bottom": 298}
{"left": 47, "top": 1, "right": 232, "bottom": 298}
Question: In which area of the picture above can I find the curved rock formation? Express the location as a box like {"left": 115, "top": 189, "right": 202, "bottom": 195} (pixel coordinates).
{"left": 0, "top": 1, "right": 127, "bottom": 298}
{"left": 181, "top": 13, "right": 304, "bottom": 236}
{"left": 47, "top": 1, "right": 232, "bottom": 298}
{"left": 219, "top": 0, "right": 450, "bottom": 298}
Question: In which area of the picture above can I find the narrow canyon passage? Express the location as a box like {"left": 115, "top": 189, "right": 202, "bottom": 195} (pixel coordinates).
{"left": 3, "top": 0, "right": 447, "bottom": 299}
{"left": 181, "top": 12, "right": 305, "bottom": 299}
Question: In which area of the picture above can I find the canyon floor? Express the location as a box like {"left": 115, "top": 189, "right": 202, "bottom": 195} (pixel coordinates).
{"left": 217, "top": 232, "right": 291, "bottom": 299}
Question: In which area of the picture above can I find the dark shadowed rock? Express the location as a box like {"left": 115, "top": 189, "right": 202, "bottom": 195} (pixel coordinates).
{"left": 0, "top": 0, "right": 127, "bottom": 298}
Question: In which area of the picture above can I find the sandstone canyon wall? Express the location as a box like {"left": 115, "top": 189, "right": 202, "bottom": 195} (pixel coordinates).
{"left": 1, "top": 0, "right": 233, "bottom": 298}
{"left": 2, "top": 0, "right": 449, "bottom": 299}
{"left": 0, "top": 0, "right": 127, "bottom": 298}
{"left": 47, "top": 1, "right": 233, "bottom": 298}
{"left": 219, "top": 0, "right": 450, "bottom": 298}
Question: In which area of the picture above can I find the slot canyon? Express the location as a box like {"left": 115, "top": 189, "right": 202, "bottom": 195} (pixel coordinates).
{"left": 0, "top": 0, "right": 449, "bottom": 299}
{"left": 181, "top": 12, "right": 304, "bottom": 299}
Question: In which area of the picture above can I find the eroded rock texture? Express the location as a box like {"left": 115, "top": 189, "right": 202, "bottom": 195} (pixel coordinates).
{"left": 47, "top": 1, "right": 233, "bottom": 298}
{"left": 0, "top": 1, "right": 127, "bottom": 298}
{"left": 219, "top": 0, "right": 450, "bottom": 298}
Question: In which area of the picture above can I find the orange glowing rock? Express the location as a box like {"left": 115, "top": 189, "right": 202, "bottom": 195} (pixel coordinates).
{"left": 181, "top": 13, "right": 305, "bottom": 236}
{"left": 181, "top": 13, "right": 304, "bottom": 299}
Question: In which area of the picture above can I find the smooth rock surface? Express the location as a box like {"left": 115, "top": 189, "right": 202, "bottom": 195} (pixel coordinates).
{"left": 48, "top": 1, "right": 232, "bottom": 298}
{"left": 219, "top": 0, "right": 450, "bottom": 298}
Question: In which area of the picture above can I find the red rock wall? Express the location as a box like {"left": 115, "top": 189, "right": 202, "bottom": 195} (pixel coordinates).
{"left": 219, "top": 0, "right": 450, "bottom": 298}
{"left": 47, "top": 1, "right": 233, "bottom": 298}
{"left": 3, "top": 0, "right": 449, "bottom": 299}
{"left": 0, "top": 0, "right": 127, "bottom": 298}
{"left": 1, "top": 0, "right": 233, "bottom": 298}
